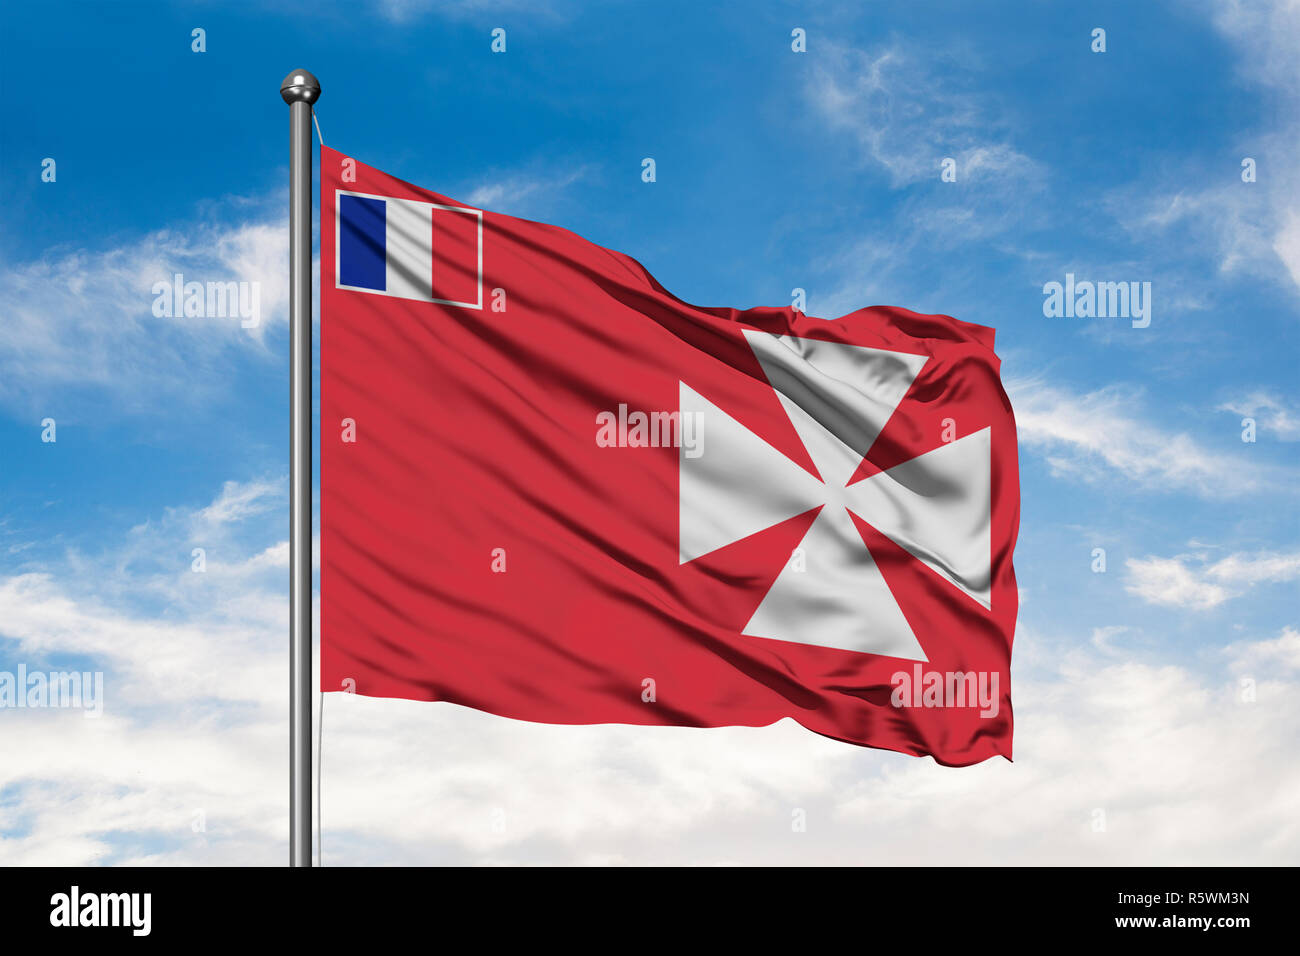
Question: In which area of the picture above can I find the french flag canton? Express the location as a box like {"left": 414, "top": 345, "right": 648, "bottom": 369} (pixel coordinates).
{"left": 336, "top": 190, "right": 483, "bottom": 309}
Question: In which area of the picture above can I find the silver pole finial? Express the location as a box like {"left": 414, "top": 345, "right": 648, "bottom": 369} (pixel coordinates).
{"left": 280, "top": 68, "right": 321, "bottom": 105}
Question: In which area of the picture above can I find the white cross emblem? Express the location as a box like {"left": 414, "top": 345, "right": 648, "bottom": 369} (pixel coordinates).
{"left": 679, "top": 329, "right": 992, "bottom": 661}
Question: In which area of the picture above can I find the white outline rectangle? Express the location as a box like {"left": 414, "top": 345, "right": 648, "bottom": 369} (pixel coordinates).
{"left": 334, "top": 188, "right": 483, "bottom": 310}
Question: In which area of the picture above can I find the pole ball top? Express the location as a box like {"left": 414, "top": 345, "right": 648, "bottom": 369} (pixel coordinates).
{"left": 280, "top": 69, "right": 321, "bottom": 105}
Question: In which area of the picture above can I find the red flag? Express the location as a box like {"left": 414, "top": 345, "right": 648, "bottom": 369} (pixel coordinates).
{"left": 320, "top": 146, "right": 1020, "bottom": 765}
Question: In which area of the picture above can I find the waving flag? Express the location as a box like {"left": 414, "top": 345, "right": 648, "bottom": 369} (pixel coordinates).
{"left": 319, "top": 146, "right": 1020, "bottom": 765}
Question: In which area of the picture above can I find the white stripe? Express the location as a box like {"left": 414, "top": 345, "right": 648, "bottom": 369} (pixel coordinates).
{"left": 384, "top": 198, "right": 433, "bottom": 301}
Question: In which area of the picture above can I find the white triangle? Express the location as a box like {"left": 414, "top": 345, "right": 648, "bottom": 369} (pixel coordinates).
{"left": 843, "top": 427, "right": 992, "bottom": 608}
{"left": 678, "top": 381, "right": 823, "bottom": 564}
{"left": 742, "top": 329, "right": 928, "bottom": 475}
{"left": 743, "top": 505, "right": 929, "bottom": 661}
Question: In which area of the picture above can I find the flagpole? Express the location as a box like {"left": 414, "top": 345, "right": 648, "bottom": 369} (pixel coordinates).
{"left": 280, "top": 67, "right": 320, "bottom": 868}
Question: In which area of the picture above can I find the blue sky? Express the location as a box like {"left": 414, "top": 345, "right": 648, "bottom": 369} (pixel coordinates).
{"left": 1, "top": 0, "right": 1297, "bottom": 865}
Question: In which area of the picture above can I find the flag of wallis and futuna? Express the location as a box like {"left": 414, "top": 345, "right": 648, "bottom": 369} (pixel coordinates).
{"left": 319, "top": 146, "right": 1021, "bottom": 766}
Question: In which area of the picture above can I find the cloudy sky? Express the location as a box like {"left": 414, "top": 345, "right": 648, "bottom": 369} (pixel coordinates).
{"left": 1, "top": 0, "right": 1297, "bottom": 865}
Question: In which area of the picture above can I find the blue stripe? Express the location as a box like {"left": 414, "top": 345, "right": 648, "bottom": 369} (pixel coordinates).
{"left": 339, "top": 195, "right": 386, "bottom": 291}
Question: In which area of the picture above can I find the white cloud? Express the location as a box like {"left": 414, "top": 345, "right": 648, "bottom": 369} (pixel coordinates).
{"left": 1090, "top": 625, "right": 1133, "bottom": 653}
{"left": 830, "top": 641, "right": 1299, "bottom": 865}
{"left": 192, "top": 479, "right": 283, "bottom": 529}
{"left": 1273, "top": 208, "right": 1300, "bottom": 289}
{"left": 1125, "top": 549, "right": 1300, "bottom": 609}
{"left": 1008, "top": 377, "right": 1280, "bottom": 497}
{"left": 1218, "top": 390, "right": 1300, "bottom": 441}
{"left": 1202, "top": 0, "right": 1300, "bottom": 92}
{"left": 1109, "top": 0, "right": 1300, "bottom": 295}
{"left": 2, "top": 482, "right": 1298, "bottom": 865}
{"left": 464, "top": 166, "right": 591, "bottom": 217}
{"left": 1208, "top": 550, "right": 1300, "bottom": 585}
{"left": 1112, "top": 169, "right": 1300, "bottom": 296}
{"left": 1125, "top": 556, "right": 1234, "bottom": 610}
{"left": 0, "top": 571, "right": 282, "bottom": 707}
{"left": 0, "top": 208, "right": 288, "bottom": 417}
{"left": 800, "top": 40, "right": 1052, "bottom": 317}
{"left": 1230, "top": 626, "right": 1300, "bottom": 673}
{"left": 807, "top": 43, "right": 1036, "bottom": 188}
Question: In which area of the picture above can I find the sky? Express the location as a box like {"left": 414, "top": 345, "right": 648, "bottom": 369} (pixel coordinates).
{"left": 0, "top": 0, "right": 1297, "bottom": 865}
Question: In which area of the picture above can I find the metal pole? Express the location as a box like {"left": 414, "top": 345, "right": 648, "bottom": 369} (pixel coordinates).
{"left": 280, "top": 67, "right": 319, "bottom": 868}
